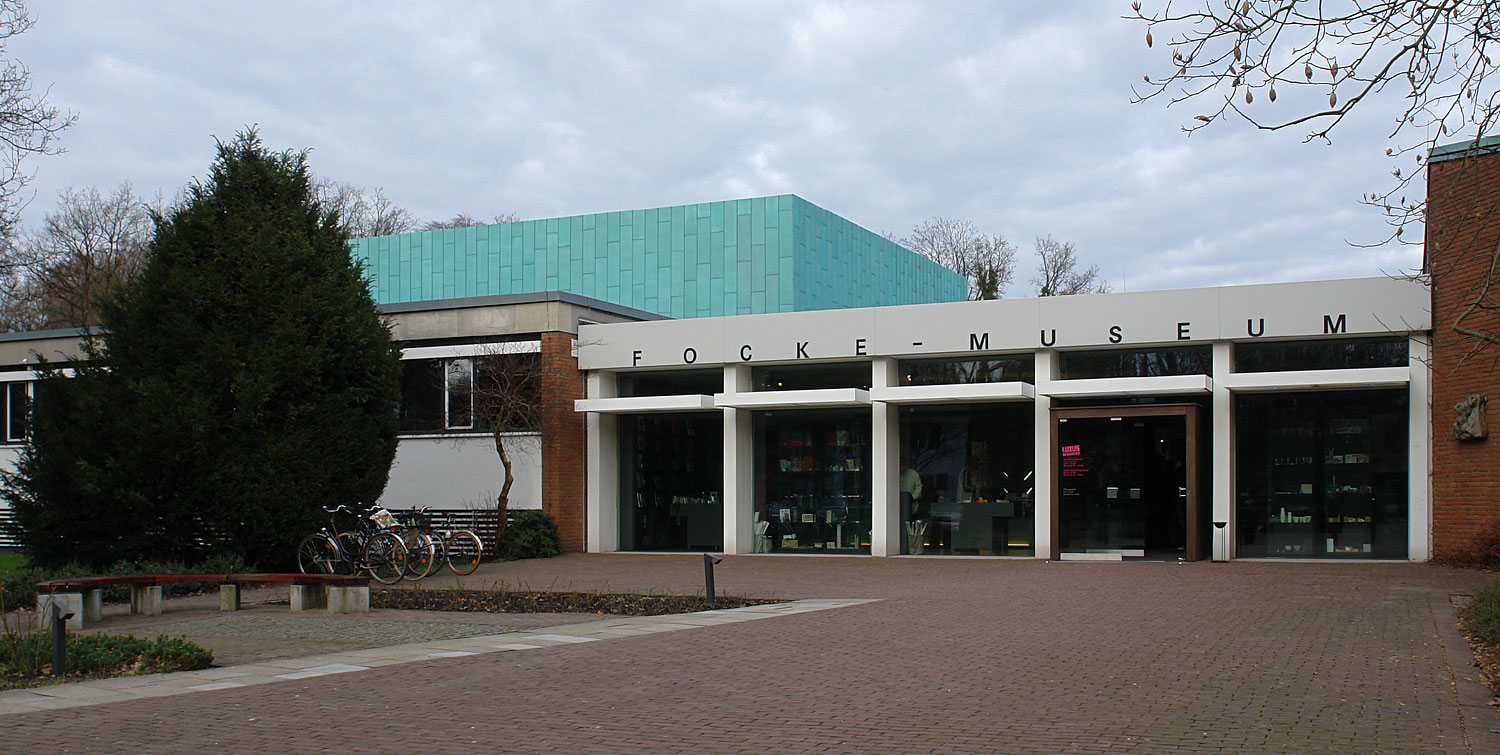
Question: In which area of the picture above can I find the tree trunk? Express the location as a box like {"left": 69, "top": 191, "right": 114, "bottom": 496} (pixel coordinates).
{"left": 492, "top": 431, "right": 515, "bottom": 553}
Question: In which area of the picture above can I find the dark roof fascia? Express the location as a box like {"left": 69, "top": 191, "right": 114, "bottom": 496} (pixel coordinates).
{"left": 1429, "top": 135, "right": 1500, "bottom": 164}
{"left": 0, "top": 325, "right": 100, "bottom": 343}
{"left": 376, "top": 291, "right": 667, "bottom": 322}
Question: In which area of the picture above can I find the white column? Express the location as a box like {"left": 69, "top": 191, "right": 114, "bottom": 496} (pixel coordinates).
{"left": 1408, "top": 334, "right": 1432, "bottom": 561}
{"left": 871, "top": 357, "right": 900, "bottom": 556}
{"left": 1211, "top": 342, "right": 1234, "bottom": 561}
{"left": 722, "top": 364, "right": 754, "bottom": 554}
{"left": 585, "top": 371, "right": 618, "bottom": 553}
{"left": 1033, "top": 350, "right": 1054, "bottom": 559}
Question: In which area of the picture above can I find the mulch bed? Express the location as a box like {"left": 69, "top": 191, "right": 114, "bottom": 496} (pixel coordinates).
{"left": 372, "top": 588, "right": 781, "bottom": 616}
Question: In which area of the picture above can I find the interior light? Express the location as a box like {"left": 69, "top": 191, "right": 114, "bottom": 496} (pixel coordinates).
{"left": 1110, "top": 417, "right": 1123, "bottom": 421}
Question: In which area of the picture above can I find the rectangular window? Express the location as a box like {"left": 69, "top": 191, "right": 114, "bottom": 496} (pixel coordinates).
{"left": 1058, "top": 346, "right": 1212, "bottom": 379}
{"left": 899, "top": 356, "right": 1035, "bottom": 386}
{"left": 753, "top": 363, "right": 870, "bottom": 391}
{"left": 445, "top": 358, "right": 474, "bottom": 430}
{"left": 899, "top": 404, "right": 1034, "bottom": 555}
{"left": 1235, "top": 390, "right": 1408, "bottom": 559}
{"left": 397, "top": 352, "right": 541, "bottom": 434}
{"left": 2, "top": 381, "right": 28, "bottom": 443}
{"left": 618, "top": 368, "right": 720, "bottom": 397}
{"left": 1235, "top": 338, "right": 1408, "bottom": 373}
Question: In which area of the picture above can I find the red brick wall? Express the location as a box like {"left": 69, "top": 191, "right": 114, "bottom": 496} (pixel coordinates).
{"left": 540, "top": 331, "right": 586, "bottom": 552}
{"left": 1427, "top": 148, "right": 1500, "bottom": 557}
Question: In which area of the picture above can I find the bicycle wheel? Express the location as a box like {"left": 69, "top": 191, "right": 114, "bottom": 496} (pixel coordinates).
{"left": 334, "top": 532, "right": 364, "bottom": 576}
{"left": 363, "top": 531, "right": 409, "bottom": 585}
{"left": 445, "top": 530, "right": 483, "bottom": 575}
{"left": 401, "top": 530, "right": 436, "bottom": 581}
{"left": 297, "top": 533, "right": 339, "bottom": 574}
{"left": 422, "top": 532, "right": 448, "bottom": 579}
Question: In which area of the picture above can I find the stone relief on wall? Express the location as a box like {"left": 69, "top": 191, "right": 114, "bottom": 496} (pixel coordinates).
{"left": 1454, "top": 394, "right": 1489, "bottom": 441}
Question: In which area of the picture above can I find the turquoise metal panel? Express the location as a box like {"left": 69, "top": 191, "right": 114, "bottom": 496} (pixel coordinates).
{"left": 346, "top": 194, "right": 966, "bottom": 317}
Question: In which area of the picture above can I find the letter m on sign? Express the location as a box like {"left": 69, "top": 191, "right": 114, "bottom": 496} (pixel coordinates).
{"left": 970, "top": 332, "right": 989, "bottom": 350}
{"left": 1323, "top": 314, "right": 1347, "bottom": 334}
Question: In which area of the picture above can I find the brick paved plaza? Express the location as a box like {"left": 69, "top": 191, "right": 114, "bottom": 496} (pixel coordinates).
{"left": 2, "top": 555, "right": 1497, "bottom": 754}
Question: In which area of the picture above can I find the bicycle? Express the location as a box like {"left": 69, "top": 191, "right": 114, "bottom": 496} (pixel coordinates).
{"left": 297, "top": 504, "right": 411, "bottom": 585}
{"left": 402, "top": 507, "right": 484, "bottom": 576}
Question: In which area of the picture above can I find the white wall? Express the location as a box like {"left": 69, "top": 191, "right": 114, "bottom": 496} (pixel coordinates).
{"left": 380, "top": 433, "right": 542, "bottom": 511}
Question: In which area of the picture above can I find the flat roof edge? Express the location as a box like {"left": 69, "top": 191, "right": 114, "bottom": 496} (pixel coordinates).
{"left": 376, "top": 291, "right": 667, "bottom": 321}
{"left": 1429, "top": 135, "right": 1500, "bottom": 164}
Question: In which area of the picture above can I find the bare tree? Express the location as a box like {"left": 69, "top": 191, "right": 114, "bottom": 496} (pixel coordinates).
{"left": 1127, "top": 1, "right": 1500, "bottom": 360}
{"left": 423, "top": 212, "right": 520, "bottom": 231}
{"left": 1127, "top": 1, "right": 1500, "bottom": 238}
{"left": 0, "top": 182, "right": 150, "bottom": 330}
{"left": 313, "top": 179, "right": 417, "bottom": 238}
{"left": 467, "top": 346, "right": 543, "bottom": 549}
{"left": 1033, "top": 235, "right": 1109, "bottom": 297}
{"left": 0, "top": 0, "right": 74, "bottom": 245}
{"left": 902, "top": 216, "right": 1016, "bottom": 300}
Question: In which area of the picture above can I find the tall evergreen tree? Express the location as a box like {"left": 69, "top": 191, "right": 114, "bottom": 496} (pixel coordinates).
{"left": 3, "top": 130, "right": 401, "bottom": 569}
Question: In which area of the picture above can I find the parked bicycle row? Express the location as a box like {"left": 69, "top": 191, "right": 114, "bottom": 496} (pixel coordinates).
{"left": 296, "top": 505, "right": 482, "bottom": 585}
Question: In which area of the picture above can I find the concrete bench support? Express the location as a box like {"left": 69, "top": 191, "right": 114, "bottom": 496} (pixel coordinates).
{"left": 35, "top": 592, "right": 85, "bottom": 631}
{"left": 219, "top": 584, "right": 241, "bottom": 612}
{"left": 327, "top": 585, "right": 370, "bottom": 614}
{"left": 83, "top": 588, "right": 103, "bottom": 625}
{"left": 289, "top": 584, "right": 327, "bottom": 611}
{"left": 129, "top": 584, "right": 162, "bottom": 617}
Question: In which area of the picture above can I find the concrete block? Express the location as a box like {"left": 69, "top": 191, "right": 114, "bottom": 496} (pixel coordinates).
{"left": 289, "top": 584, "right": 326, "bottom": 611}
{"left": 35, "top": 592, "right": 85, "bottom": 630}
{"left": 129, "top": 585, "right": 162, "bottom": 616}
{"left": 219, "top": 584, "right": 241, "bottom": 612}
{"left": 327, "top": 585, "right": 370, "bottom": 614}
{"left": 83, "top": 588, "right": 103, "bottom": 624}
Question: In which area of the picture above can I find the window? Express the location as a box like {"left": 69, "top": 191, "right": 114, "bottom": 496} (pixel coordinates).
{"left": 399, "top": 354, "right": 541, "bottom": 434}
{"left": 1, "top": 381, "right": 29, "bottom": 444}
{"left": 1235, "top": 338, "right": 1408, "bottom": 373}
{"left": 1058, "top": 346, "right": 1212, "bottom": 379}
{"left": 899, "top": 356, "right": 1035, "bottom": 386}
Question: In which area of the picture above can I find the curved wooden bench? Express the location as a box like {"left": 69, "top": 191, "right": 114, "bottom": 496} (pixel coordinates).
{"left": 36, "top": 573, "right": 373, "bottom": 629}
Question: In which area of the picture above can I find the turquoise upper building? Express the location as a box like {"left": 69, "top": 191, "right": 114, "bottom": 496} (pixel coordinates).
{"left": 350, "top": 194, "right": 967, "bottom": 318}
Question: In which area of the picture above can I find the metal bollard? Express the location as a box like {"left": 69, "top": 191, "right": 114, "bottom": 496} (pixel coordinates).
{"left": 703, "top": 553, "right": 723, "bottom": 606}
{"left": 51, "top": 600, "right": 74, "bottom": 677}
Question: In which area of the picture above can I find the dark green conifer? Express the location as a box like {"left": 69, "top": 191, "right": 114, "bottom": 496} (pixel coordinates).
{"left": 4, "top": 129, "right": 401, "bottom": 568}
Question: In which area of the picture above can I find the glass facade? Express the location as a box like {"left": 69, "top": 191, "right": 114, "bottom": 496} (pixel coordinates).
{"left": 899, "top": 356, "right": 1035, "bottom": 385}
{"left": 618, "top": 369, "right": 720, "bottom": 397}
{"left": 755, "top": 411, "right": 871, "bottom": 553}
{"left": 1235, "top": 390, "right": 1408, "bottom": 559}
{"left": 619, "top": 414, "right": 723, "bottom": 551}
{"left": 754, "top": 363, "right": 870, "bottom": 391}
{"left": 1236, "top": 338, "right": 1408, "bottom": 372}
{"left": 900, "top": 404, "right": 1034, "bottom": 555}
{"left": 1058, "top": 346, "right": 1212, "bottom": 379}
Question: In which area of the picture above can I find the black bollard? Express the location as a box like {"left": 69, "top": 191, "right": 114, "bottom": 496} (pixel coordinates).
{"left": 50, "top": 600, "right": 73, "bottom": 677}
{"left": 703, "top": 553, "right": 723, "bottom": 606}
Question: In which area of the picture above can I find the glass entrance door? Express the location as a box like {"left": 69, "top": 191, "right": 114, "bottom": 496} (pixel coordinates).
{"left": 1053, "top": 406, "right": 1200, "bottom": 560}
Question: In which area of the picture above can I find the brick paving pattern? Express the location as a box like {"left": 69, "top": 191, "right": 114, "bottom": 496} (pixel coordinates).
{"left": 102, "top": 614, "right": 526, "bottom": 644}
{"left": 2, "top": 555, "right": 1498, "bottom": 754}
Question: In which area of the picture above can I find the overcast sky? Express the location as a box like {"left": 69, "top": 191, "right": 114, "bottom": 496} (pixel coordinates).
{"left": 11, "top": 1, "right": 1424, "bottom": 294}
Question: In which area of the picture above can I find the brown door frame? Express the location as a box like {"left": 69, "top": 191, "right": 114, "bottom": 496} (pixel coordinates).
{"left": 1050, "top": 404, "right": 1201, "bottom": 561}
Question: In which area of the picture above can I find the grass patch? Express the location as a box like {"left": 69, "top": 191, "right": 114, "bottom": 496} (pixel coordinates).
{"left": 0, "top": 631, "right": 212, "bottom": 690}
{"left": 0, "top": 552, "right": 25, "bottom": 578}
{"left": 373, "top": 587, "right": 781, "bottom": 616}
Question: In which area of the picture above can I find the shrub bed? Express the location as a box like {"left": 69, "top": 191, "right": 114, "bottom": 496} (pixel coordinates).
{"left": 1, "top": 632, "right": 212, "bottom": 690}
{"left": 499, "top": 510, "right": 562, "bottom": 560}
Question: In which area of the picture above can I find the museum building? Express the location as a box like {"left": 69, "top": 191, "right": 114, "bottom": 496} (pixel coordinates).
{"left": 5, "top": 139, "right": 1500, "bottom": 562}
